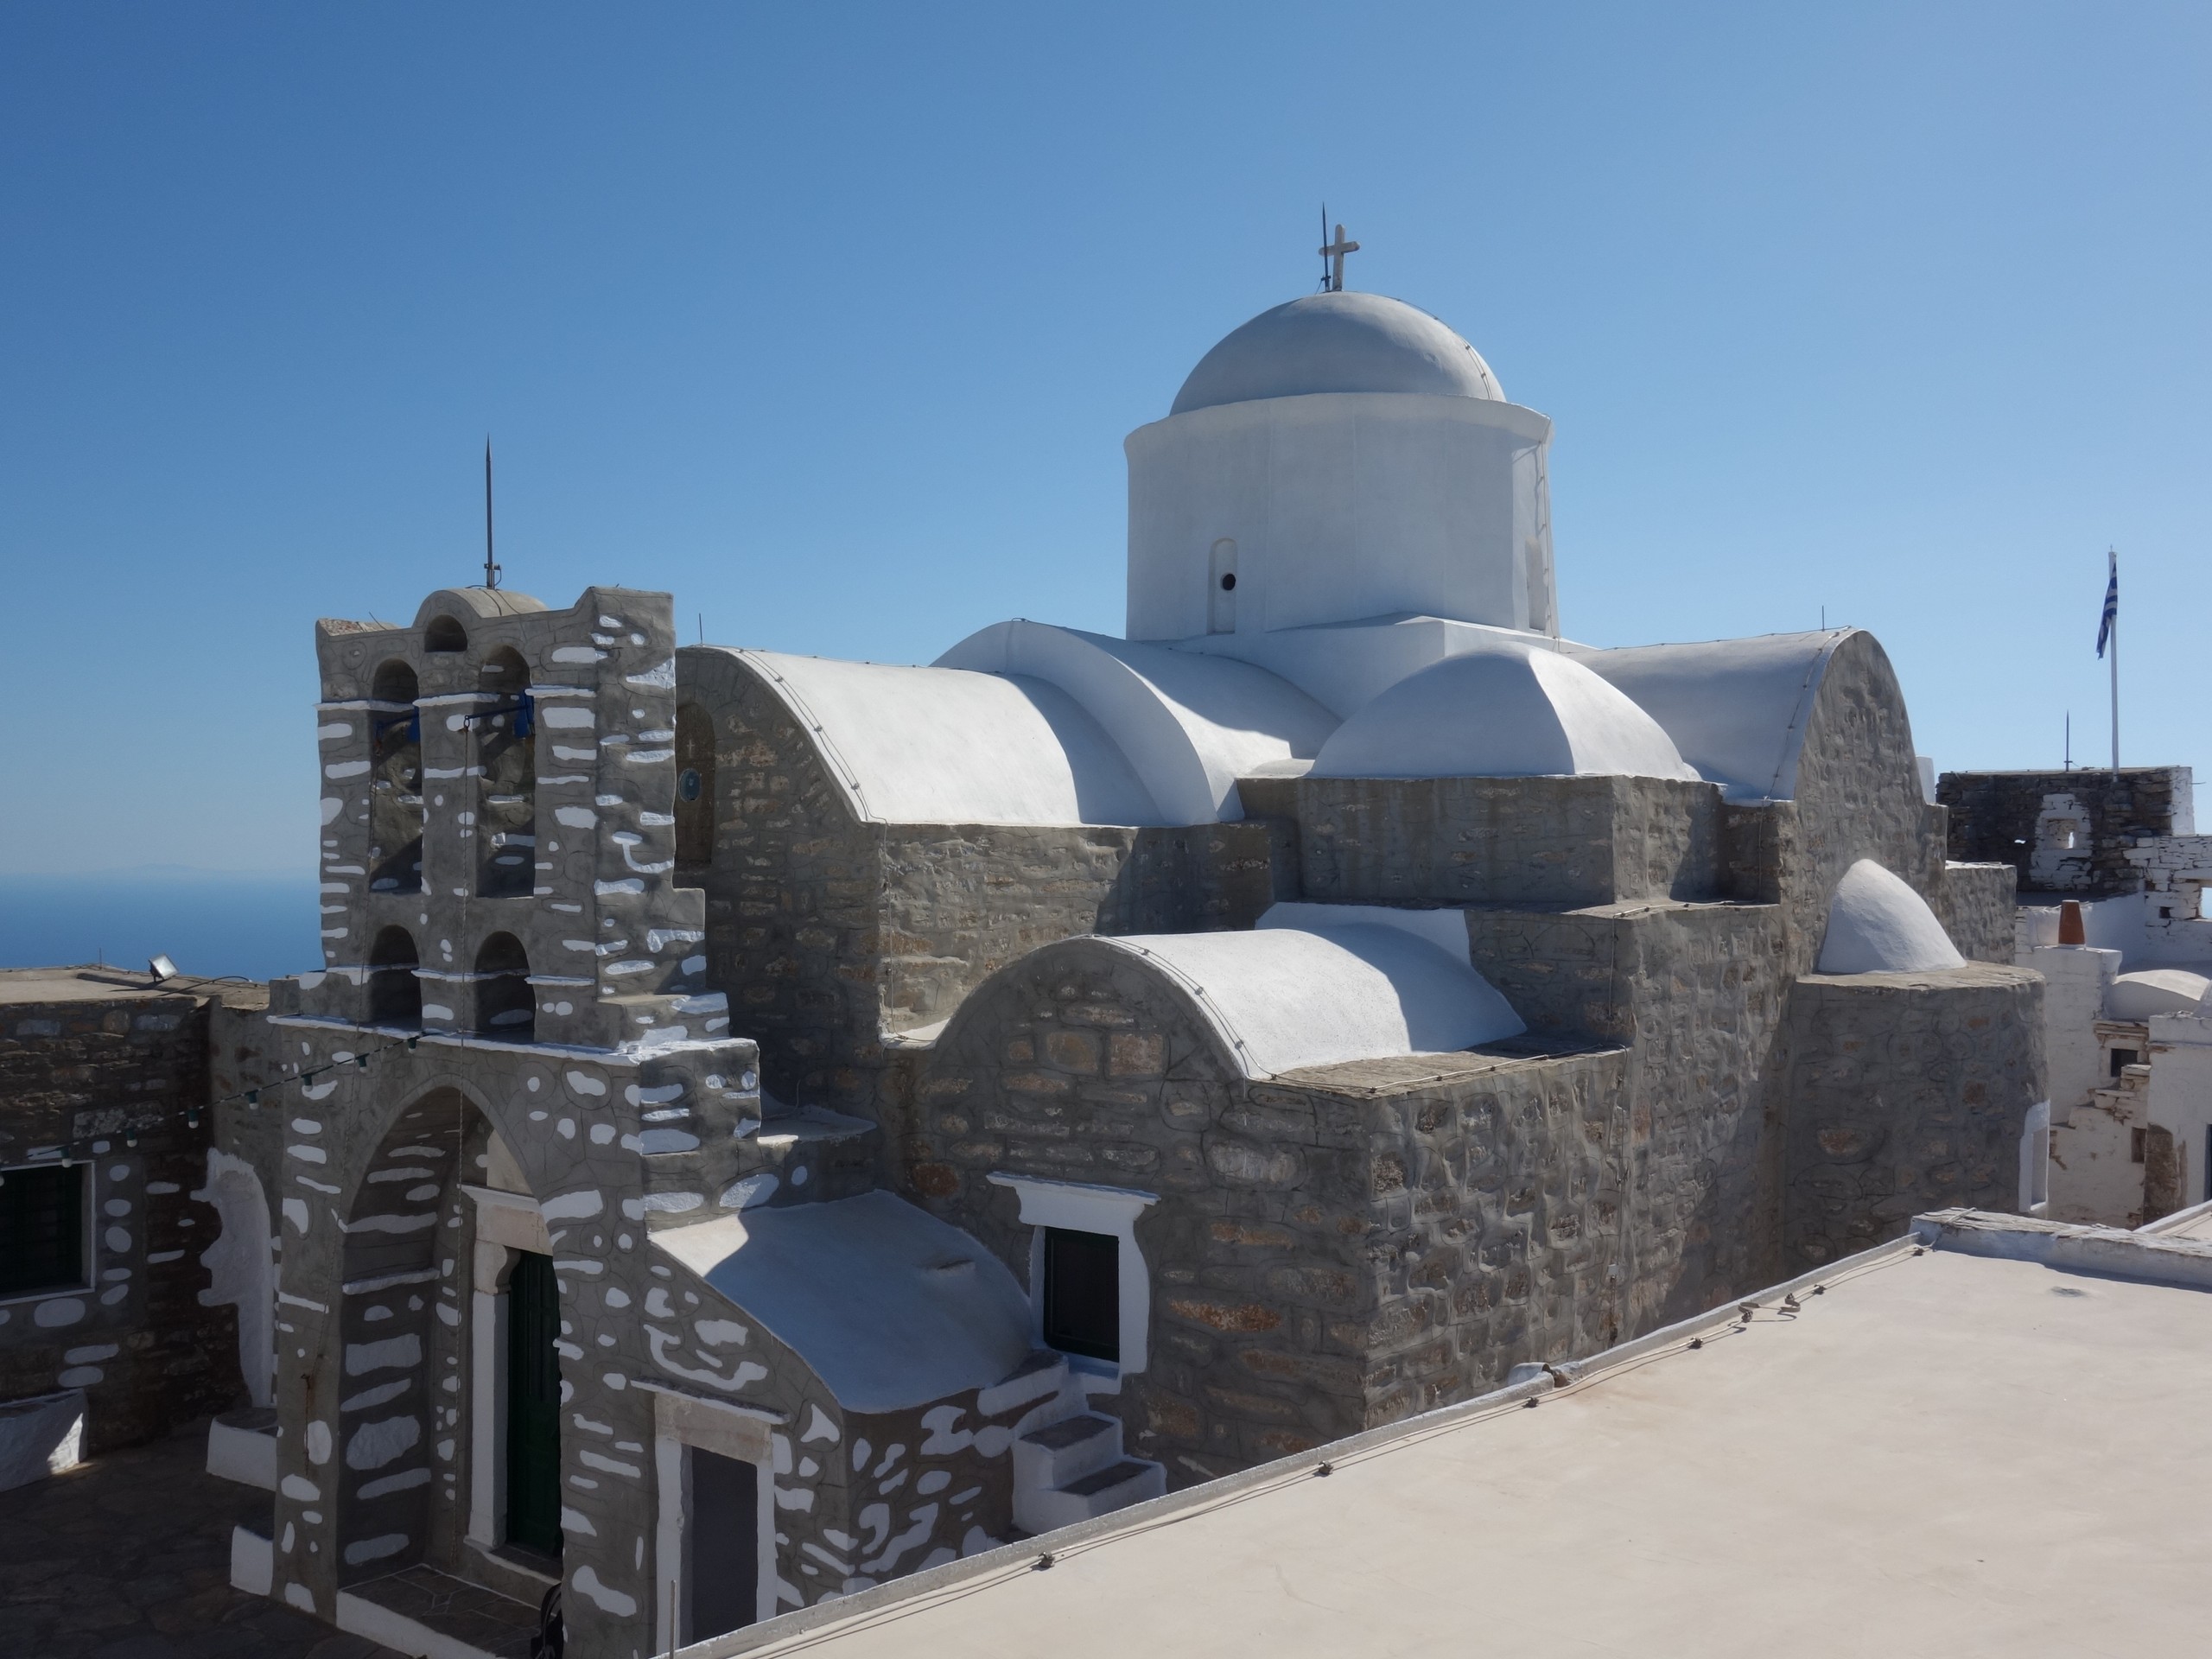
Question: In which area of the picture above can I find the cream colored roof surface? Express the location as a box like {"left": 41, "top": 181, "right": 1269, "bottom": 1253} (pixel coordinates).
{"left": 701, "top": 1229, "right": 2212, "bottom": 1657}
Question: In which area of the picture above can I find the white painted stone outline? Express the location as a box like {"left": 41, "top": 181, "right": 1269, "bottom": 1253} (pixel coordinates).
{"left": 644, "top": 1382, "right": 779, "bottom": 1649}
{"left": 2020, "top": 1100, "right": 2052, "bottom": 1216}
{"left": 986, "top": 1173, "right": 1158, "bottom": 1380}
{"left": 462, "top": 1184, "right": 551, "bottom": 1554}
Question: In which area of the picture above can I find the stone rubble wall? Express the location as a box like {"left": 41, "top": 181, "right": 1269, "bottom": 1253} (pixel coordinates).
{"left": 1937, "top": 766, "right": 2193, "bottom": 898}
{"left": 901, "top": 937, "right": 1638, "bottom": 1483}
{"left": 1935, "top": 861, "right": 2020, "bottom": 963}
{"left": 0, "top": 985, "right": 250, "bottom": 1453}
{"left": 1779, "top": 963, "right": 2045, "bottom": 1267}
{"left": 677, "top": 646, "right": 1296, "bottom": 1132}
{"left": 1288, "top": 774, "right": 1723, "bottom": 907}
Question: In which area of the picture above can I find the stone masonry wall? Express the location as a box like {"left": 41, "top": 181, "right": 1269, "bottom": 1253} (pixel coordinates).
{"left": 1291, "top": 774, "right": 1723, "bottom": 907}
{"left": 677, "top": 645, "right": 1295, "bottom": 1129}
{"left": 0, "top": 979, "right": 251, "bottom": 1453}
{"left": 1780, "top": 963, "right": 2044, "bottom": 1268}
{"left": 1461, "top": 899, "right": 1792, "bottom": 1322}
{"left": 1938, "top": 767, "right": 2194, "bottom": 898}
{"left": 1935, "top": 861, "right": 2019, "bottom": 963}
{"left": 902, "top": 937, "right": 1635, "bottom": 1486}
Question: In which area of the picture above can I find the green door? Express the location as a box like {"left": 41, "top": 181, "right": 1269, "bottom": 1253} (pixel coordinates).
{"left": 505, "top": 1250, "right": 562, "bottom": 1555}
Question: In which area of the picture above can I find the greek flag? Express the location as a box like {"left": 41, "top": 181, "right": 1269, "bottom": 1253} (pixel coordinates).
{"left": 2095, "top": 552, "right": 2118, "bottom": 659}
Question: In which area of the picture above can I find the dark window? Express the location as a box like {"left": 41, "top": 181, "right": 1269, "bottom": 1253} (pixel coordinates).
{"left": 687, "top": 1446, "right": 760, "bottom": 1641}
{"left": 0, "top": 1163, "right": 86, "bottom": 1297}
{"left": 1041, "top": 1227, "right": 1120, "bottom": 1363}
{"left": 2111, "top": 1048, "right": 2140, "bottom": 1077}
{"left": 2132, "top": 1127, "right": 2148, "bottom": 1164}
{"left": 424, "top": 614, "right": 468, "bottom": 652}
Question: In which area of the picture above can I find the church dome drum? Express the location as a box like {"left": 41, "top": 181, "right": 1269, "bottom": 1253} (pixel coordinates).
{"left": 1127, "top": 288, "right": 1557, "bottom": 644}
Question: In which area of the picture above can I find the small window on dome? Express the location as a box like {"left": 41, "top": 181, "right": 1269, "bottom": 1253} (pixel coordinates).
{"left": 1208, "top": 539, "right": 1237, "bottom": 634}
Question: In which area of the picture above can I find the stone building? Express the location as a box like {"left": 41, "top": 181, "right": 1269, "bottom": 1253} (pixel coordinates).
{"left": 1940, "top": 765, "right": 2212, "bottom": 1224}
{"left": 0, "top": 968, "right": 262, "bottom": 1492}
{"left": 33, "top": 276, "right": 2046, "bottom": 1658}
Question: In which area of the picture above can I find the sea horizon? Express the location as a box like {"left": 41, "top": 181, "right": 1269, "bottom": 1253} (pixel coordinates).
{"left": 0, "top": 867, "right": 324, "bottom": 984}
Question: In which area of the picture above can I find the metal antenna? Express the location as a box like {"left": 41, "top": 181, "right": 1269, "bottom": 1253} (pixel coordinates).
{"left": 1319, "top": 204, "right": 1329, "bottom": 291}
{"left": 483, "top": 438, "right": 501, "bottom": 590}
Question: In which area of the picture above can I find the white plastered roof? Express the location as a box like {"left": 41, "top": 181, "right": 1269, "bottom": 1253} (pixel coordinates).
{"left": 1098, "top": 905, "right": 1524, "bottom": 1077}
{"left": 1309, "top": 641, "right": 1700, "bottom": 784}
{"left": 1816, "top": 860, "right": 1966, "bottom": 975}
{"left": 1171, "top": 291, "right": 1504, "bottom": 415}
{"left": 652, "top": 1190, "right": 1035, "bottom": 1414}
{"left": 1569, "top": 629, "right": 1851, "bottom": 802}
{"left": 937, "top": 620, "right": 1338, "bottom": 823}
{"left": 726, "top": 648, "right": 1160, "bottom": 826}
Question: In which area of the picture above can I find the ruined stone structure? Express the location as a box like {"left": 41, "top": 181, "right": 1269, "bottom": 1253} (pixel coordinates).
{"left": 1942, "top": 764, "right": 2212, "bottom": 1227}
{"left": 0, "top": 278, "right": 2050, "bottom": 1659}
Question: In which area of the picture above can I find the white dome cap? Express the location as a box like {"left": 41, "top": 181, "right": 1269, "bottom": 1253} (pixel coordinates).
{"left": 1171, "top": 292, "right": 1504, "bottom": 416}
{"left": 1309, "top": 642, "right": 1700, "bottom": 782}
{"left": 1816, "top": 861, "right": 1966, "bottom": 975}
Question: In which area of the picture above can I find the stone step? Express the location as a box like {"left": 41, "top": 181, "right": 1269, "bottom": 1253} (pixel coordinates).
{"left": 1015, "top": 1457, "right": 1167, "bottom": 1537}
{"left": 206, "top": 1407, "right": 277, "bottom": 1491}
{"left": 1014, "top": 1411, "right": 1122, "bottom": 1491}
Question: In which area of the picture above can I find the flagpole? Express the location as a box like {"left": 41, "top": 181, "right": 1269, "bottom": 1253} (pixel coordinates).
{"left": 2108, "top": 549, "right": 2119, "bottom": 772}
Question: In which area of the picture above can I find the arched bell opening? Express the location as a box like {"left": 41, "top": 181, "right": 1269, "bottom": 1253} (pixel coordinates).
{"left": 475, "top": 646, "right": 537, "bottom": 899}
{"left": 366, "top": 926, "right": 422, "bottom": 1027}
{"left": 474, "top": 932, "right": 534, "bottom": 1041}
{"left": 368, "top": 659, "right": 424, "bottom": 896}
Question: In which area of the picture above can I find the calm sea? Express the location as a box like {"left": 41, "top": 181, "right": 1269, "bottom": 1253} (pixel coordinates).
{"left": 0, "top": 870, "right": 324, "bottom": 983}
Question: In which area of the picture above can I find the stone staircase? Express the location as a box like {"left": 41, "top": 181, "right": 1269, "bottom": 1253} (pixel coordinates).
{"left": 1002, "top": 1352, "right": 1166, "bottom": 1536}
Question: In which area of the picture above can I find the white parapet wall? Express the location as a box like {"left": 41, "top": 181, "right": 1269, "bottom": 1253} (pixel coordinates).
{"left": 0, "top": 1388, "right": 84, "bottom": 1494}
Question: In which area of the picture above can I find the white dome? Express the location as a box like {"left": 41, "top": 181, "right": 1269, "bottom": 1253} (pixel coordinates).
{"left": 1171, "top": 292, "right": 1504, "bottom": 416}
{"left": 1816, "top": 861, "right": 1966, "bottom": 975}
{"left": 1308, "top": 642, "right": 1700, "bottom": 782}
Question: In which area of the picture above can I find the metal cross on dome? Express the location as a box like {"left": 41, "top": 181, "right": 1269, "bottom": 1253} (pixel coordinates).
{"left": 1319, "top": 213, "right": 1360, "bottom": 292}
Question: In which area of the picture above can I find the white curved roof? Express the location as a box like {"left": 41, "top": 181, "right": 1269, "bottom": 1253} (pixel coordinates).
{"left": 1570, "top": 632, "right": 1848, "bottom": 802}
{"left": 1309, "top": 642, "right": 1700, "bottom": 783}
{"left": 727, "top": 648, "right": 1160, "bottom": 826}
{"left": 655, "top": 1191, "right": 1036, "bottom": 1414}
{"left": 1816, "top": 861, "right": 1966, "bottom": 975}
{"left": 2107, "top": 970, "right": 2212, "bottom": 1021}
{"left": 1171, "top": 293, "right": 1504, "bottom": 416}
{"left": 938, "top": 620, "right": 1339, "bottom": 823}
{"left": 1099, "top": 916, "right": 1524, "bottom": 1077}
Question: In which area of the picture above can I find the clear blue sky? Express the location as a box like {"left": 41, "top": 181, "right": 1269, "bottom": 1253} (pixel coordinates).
{"left": 4, "top": 3, "right": 2207, "bottom": 875}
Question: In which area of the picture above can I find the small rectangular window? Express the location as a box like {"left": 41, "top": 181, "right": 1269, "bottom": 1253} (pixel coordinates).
{"left": 0, "top": 1162, "right": 86, "bottom": 1298}
{"left": 2111, "top": 1048, "right": 2140, "bottom": 1077}
{"left": 2132, "top": 1127, "right": 2148, "bottom": 1164}
{"left": 1041, "top": 1227, "right": 1120, "bottom": 1363}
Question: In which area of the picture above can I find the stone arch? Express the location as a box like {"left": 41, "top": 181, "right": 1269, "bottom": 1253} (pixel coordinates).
{"left": 474, "top": 932, "right": 534, "bottom": 1039}
{"left": 368, "top": 660, "right": 424, "bottom": 895}
{"left": 476, "top": 646, "right": 537, "bottom": 899}
{"left": 329, "top": 1084, "right": 474, "bottom": 1586}
{"left": 367, "top": 925, "right": 422, "bottom": 1027}
{"left": 423, "top": 614, "right": 468, "bottom": 653}
{"left": 194, "top": 1148, "right": 276, "bottom": 1408}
